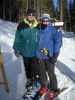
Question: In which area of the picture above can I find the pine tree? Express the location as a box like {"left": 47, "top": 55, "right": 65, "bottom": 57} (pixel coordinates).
{"left": 71, "top": 1, "right": 75, "bottom": 31}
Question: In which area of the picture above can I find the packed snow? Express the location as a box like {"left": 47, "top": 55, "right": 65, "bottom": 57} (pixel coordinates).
{"left": 0, "top": 19, "right": 75, "bottom": 100}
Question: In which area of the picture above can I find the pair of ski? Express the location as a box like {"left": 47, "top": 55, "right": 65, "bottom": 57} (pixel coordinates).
{"left": 22, "top": 84, "right": 67, "bottom": 100}
{"left": 43, "top": 87, "right": 67, "bottom": 100}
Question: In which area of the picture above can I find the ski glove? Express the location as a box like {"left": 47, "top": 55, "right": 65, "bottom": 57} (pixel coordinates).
{"left": 14, "top": 50, "right": 21, "bottom": 57}
{"left": 49, "top": 53, "right": 59, "bottom": 64}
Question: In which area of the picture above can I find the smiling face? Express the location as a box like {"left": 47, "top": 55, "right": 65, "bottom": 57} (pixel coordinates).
{"left": 42, "top": 19, "right": 49, "bottom": 25}
{"left": 42, "top": 19, "right": 50, "bottom": 26}
{"left": 27, "top": 13, "right": 34, "bottom": 21}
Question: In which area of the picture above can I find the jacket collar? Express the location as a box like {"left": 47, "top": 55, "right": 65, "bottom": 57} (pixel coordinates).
{"left": 23, "top": 18, "right": 38, "bottom": 28}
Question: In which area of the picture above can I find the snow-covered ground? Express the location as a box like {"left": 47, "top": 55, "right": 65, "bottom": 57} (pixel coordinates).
{"left": 54, "top": 32, "right": 75, "bottom": 100}
{"left": 57, "top": 32, "right": 75, "bottom": 86}
{"left": 0, "top": 19, "right": 26, "bottom": 100}
{"left": 0, "top": 19, "right": 75, "bottom": 100}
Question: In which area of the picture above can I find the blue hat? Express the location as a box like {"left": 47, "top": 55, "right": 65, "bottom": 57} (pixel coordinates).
{"left": 41, "top": 14, "right": 52, "bottom": 20}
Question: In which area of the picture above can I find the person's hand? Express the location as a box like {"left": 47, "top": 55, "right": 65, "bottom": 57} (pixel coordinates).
{"left": 49, "top": 56, "right": 57, "bottom": 64}
{"left": 49, "top": 53, "right": 59, "bottom": 64}
{"left": 14, "top": 51, "right": 21, "bottom": 57}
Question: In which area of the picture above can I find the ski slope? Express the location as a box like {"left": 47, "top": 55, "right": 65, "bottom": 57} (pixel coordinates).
{"left": 0, "top": 19, "right": 75, "bottom": 100}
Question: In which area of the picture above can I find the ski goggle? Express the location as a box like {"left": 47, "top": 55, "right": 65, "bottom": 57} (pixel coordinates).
{"left": 42, "top": 19, "right": 49, "bottom": 22}
{"left": 27, "top": 13, "right": 34, "bottom": 16}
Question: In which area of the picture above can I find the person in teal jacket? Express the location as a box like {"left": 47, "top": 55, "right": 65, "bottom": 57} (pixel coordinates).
{"left": 13, "top": 9, "right": 38, "bottom": 81}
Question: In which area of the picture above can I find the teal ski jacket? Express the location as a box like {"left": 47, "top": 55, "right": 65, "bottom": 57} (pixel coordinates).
{"left": 13, "top": 18, "right": 38, "bottom": 57}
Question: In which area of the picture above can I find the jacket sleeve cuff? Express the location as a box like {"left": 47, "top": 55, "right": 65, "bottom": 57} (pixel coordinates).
{"left": 53, "top": 52, "right": 59, "bottom": 58}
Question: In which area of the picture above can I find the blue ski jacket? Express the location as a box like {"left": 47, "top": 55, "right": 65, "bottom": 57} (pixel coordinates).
{"left": 36, "top": 24, "right": 62, "bottom": 60}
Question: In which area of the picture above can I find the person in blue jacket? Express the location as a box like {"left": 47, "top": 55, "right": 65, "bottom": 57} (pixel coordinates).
{"left": 31, "top": 13, "right": 62, "bottom": 99}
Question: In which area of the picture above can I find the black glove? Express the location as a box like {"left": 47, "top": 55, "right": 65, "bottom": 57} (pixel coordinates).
{"left": 14, "top": 50, "right": 21, "bottom": 57}
{"left": 48, "top": 56, "right": 57, "bottom": 64}
{"left": 49, "top": 53, "right": 59, "bottom": 64}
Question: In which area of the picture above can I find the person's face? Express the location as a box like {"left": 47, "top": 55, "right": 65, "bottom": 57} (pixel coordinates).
{"left": 42, "top": 19, "right": 50, "bottom": 25}
{"left": 27, "top": 13, "right": 34, "bottom": 21}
